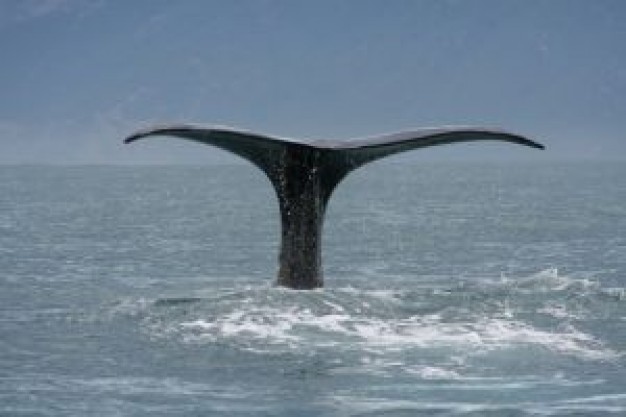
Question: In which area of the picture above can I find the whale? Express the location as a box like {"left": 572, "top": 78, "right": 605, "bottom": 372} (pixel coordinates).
{"left": 125, "top": 124, "right": 544, "bottom": 289}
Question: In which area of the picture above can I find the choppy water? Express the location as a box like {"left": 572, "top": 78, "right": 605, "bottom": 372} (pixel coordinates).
{"left": 1, "top": 162, "right": 625, "bottom": 416}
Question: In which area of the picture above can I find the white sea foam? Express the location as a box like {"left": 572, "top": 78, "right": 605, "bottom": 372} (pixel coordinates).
{"left": 172, "top": 304, "right": 617, "bottom": 360}
{"left": 129, "top": 268, "right": 622, "bottom": 363}
{"left": 406, "top": 365, "right": 461, "bottom": 380}
{"left": 538, "top": 302, "right": 584, "bottom": 320}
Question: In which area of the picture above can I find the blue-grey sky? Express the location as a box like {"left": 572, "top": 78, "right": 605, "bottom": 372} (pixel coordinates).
{"left": 1, "top": 0, "right": 624, "bottom": 163}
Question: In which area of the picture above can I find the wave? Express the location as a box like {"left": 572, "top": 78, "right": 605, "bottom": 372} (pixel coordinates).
{"left": 170, "top": 307, "right": 615, "bottom": 361}
{"left": 103, "top": 268, "right": 624, "bottom": 365}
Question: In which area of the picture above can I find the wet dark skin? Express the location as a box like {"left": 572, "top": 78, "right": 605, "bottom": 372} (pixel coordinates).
{"left": 125, "top": 125, "right": 544, "bottom": 289}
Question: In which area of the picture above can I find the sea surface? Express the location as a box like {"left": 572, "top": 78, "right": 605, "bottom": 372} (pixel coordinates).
{"left": 1, "top": 161, "right": 625, "bottom": 416}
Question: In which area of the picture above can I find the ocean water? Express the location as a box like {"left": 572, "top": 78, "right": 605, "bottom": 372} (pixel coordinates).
{"left": 1, "top": 161, "right": 624, "bottom": 416}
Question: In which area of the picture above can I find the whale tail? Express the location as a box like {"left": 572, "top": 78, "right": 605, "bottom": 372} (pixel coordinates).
{"left": 125, "top": 124, "right": 544, "bottom": 289}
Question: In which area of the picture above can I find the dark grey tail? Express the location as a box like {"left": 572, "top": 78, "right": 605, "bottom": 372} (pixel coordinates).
{"left": 124, "top": 124, "right": 544, "bottom": 289}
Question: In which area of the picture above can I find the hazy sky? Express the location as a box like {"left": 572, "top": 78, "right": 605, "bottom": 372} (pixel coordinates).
{"left": 1, "top": 0, "right": 624, "bottom": 163}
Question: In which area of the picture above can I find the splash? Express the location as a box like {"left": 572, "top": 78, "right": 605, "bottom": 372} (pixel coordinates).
{"left": 122, "top": 269, "right": 623, "bottom": 363}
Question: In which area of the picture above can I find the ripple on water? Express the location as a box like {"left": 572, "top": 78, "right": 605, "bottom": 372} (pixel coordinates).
{"left": 106, "top": 269, "right": 624, "bottom": 366}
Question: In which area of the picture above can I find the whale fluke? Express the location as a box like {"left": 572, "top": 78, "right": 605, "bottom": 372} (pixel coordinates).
{"left": 125, "top": 124, "right": 544, "bottom": 289}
